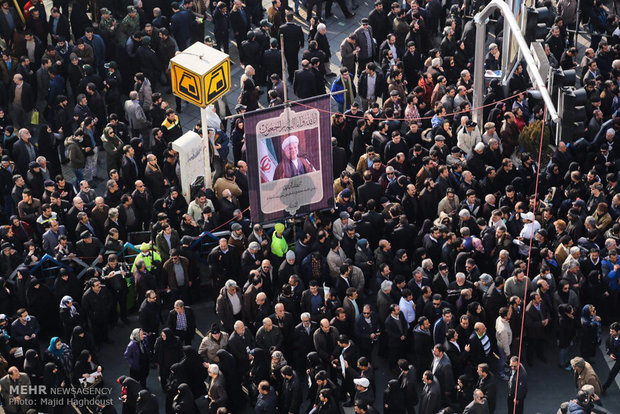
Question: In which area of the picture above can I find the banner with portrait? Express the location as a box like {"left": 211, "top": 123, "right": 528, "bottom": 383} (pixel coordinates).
{"left": 245, "top": 95, "right": 334, "bottom": 223}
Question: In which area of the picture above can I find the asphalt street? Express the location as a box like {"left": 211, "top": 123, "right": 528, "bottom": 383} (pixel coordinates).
{"left": 91, "top": 299, "right": 620, "bottom": 414}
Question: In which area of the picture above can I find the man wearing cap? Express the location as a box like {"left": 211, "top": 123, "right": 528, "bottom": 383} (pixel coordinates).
{"left": 353, "top": 376, "right": 374, "bottom": 406}
{"left": 75, "top": 229, "right": 104, "bottom": 263}
{"left": 270, "top": 222, "right": 288, "bottom": 260}
{"left": 119, "top": 5, "right": 140, "bottom": 45}
{"left": 353, "top": 19, "right": 374, "bottom": 77}
{"left": 98, "top": 8, "right": 116, "bottom": 37}
{"left": 457, "top": 120, "right": 482, "bottom": 158}
{"left": 228, "top": 222, "right": 248, "bottom": 254}
{"left": 131, "top": 242, "right": 162, "bottom": 272}
{"left": 273, "top": 135, "right": 316, "bottom": 180}
{"left": 198, "top": 323, "right": 230, "bottom": 364}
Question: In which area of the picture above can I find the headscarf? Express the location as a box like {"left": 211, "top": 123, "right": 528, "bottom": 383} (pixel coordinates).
{"left": 130, "top": 328, "right": 146, "bottom": 353}
{"left": 129, "top": 328, "right": 142, "bottom": 342}
{"left": 249, "top": 347, "right": 270, "bottom": 383}
{"left": 581, "top": 304, "right": 602, "bottom": 343}
{"left": 77, "top": 349, "right": 91, "bottom": 366}
{"left": 270, "top": 350, "right": 287, "bottom": 371}
{"left": 48, "top": 337, "right": 64, "bottom": 357}
{"left": 59, "top": 295, "right": 78, "bottom": 317}
{"left": 70, "top": 325, "right": 86, "bottom": 355}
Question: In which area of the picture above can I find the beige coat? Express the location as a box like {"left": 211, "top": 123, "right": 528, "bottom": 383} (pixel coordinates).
{"left": 198, "top": 331, "right": 230, "bottom": 363}
{"left": 572, "top": 358, "right": 602, "bottom": 396}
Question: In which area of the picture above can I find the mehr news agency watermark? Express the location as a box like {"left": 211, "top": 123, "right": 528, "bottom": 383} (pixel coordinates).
{"left": 8, "top": 385, "right": 114, "bottom": 407}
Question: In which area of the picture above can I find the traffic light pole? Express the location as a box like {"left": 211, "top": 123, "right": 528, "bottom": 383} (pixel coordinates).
{"left": 472, "top": 0, "right": 560, "bottom": 127}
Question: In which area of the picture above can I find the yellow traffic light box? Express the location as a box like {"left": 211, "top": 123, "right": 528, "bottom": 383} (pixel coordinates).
{"left": 170, "top": 42, "right": 231, "bottom": 107}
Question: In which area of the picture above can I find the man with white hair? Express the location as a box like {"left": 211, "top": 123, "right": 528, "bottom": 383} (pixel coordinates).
{"left": 216, "top": 279, "right": 243, "bottom": 333}
{"left": 124, "top": 90, "right": 150, "bottom": 141}
{"left": 485, "top": 43, "right": 501, "bottom": 70}
{"left": 273, "top": 135, "right": 316, "bottom": 180}
{"left": 12, "top": 128, "right": 37, "bottom": 176}
{"left": 239, "top": 65, "right": 259, "bottom": 110}
{"left": 35, "top": 156, "right": 51, "bottom": 180}
{"left": 207, "top": 363, "right": 228, "bottom": 410}
{"left": 293, "top": 312, "right": 318, "bottom": 370}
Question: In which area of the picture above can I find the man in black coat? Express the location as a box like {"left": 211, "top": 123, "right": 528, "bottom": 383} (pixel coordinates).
{"left": 138, "top": 289, "right": 161, "bottom": 351}
{"left": 280, "top": 365, "right": 302, "bottom": 413}
{"left": 358, "top": 171, "right": 383, "bottom": 208}
{"left": 239, "top": 31, "right": 262, "bottom": 69}
{"left": 368, "top": 1, "right": 389, "bottom": 45}
{"left": 207, "top": 238, "right": 239, "bottom": 289}
{"left": 354, "top": 304, "right": 380, "bottom": 358}
{"left": 524, "top": 291, "right": 549, "bottom": 365}
{"left": 385, "top": 303, "right": 408, "bottom": 369}
{"left": 229, "top": 0, "right": 251, "bottom": 48}
{"left": 476, "top": 363, "right": 497, "bottom": 413}
{"left": 81, "top": 278, "right": 112, "bottom": 345}
{"left": 166, "top": 299, "right": 196, "bottom": 345}
{"left": 313, "top": 318, "right": 339, "bottom": 365}
{"left": 431, "top": 344, "right": 454, "bottom": 404}
{"left": 293, "top": 59, "right": 317, "bottom": 99}
{"left": 11, "top": 128, "right": 38, "bottom": 176}
{"left": 120, "top": 146, "right": 140, "bottom": 190}
{"left": 469, "top": 322, "right": 491, "bottom": 367}
{"left": 398, "top": 359, "right": 419, "bottom": 414}
{"left": 332, "top": 139, "right": 348, "bottom": 180}
{"left": 507, "top": 356, "right": 527, "bottom": 414}
{"left": 48, "top": 7, "right": 70, "bottom": 43}
{"left": 261, "top": 38, "right": 282, "bottom": 84}
{"left": 293, "top": 313, "right": 318, "bottom": 370}
{"left": 227, "top": 321, "right": 255, "bottom": 382}
{"left": 419, "top": 370, "right": 441, "bottom": 414}
{"left": 278, "top": 12, "right": 304, "bottom": 81}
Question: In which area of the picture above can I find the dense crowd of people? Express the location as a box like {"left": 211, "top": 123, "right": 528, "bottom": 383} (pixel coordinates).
{"left": 0, "top": 0, "right": 617, "bottom": 412}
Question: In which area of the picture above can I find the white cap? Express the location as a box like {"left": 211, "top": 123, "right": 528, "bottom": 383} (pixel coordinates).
{"left": 354, "top": 377, "right": 370, "bottom": 388}
{"left": 281, "top": 135, "right": 300, "bottom": 150}
{"left": 474, "top": 142, "right": 485, "bottom": 152}
{"left": 522, "top": 212, "right": 534, "bottom": 222}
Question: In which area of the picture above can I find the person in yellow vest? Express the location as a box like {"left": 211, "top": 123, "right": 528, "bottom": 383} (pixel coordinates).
{"left": 131, "top": 242, "right": 162, "bottom": 272}
{"left": 271, "top": 223, "right": 288, "bottom": 257}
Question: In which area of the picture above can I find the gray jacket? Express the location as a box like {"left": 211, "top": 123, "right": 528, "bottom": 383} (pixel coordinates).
{"left": 124, "top": 99, "right": 151, "bottom": 130}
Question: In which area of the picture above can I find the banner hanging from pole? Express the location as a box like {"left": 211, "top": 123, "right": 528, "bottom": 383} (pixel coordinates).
{"left": 245, "top": 95, "right": 334, "bottom": 223}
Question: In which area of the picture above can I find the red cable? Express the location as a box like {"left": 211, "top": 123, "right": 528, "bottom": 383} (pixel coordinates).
{"left": 292, "top": 89, "right": 531, "bottom": 122}
{"left": 512, "top": 106, "right": 548, "bottom": 413}
{"left": 210, "top": 206, "right": 251, "bottom": 232}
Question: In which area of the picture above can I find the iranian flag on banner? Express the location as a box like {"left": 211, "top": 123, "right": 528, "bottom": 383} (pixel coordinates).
{"left": 259, "top": 139, "right": 278, "bottom": 183}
